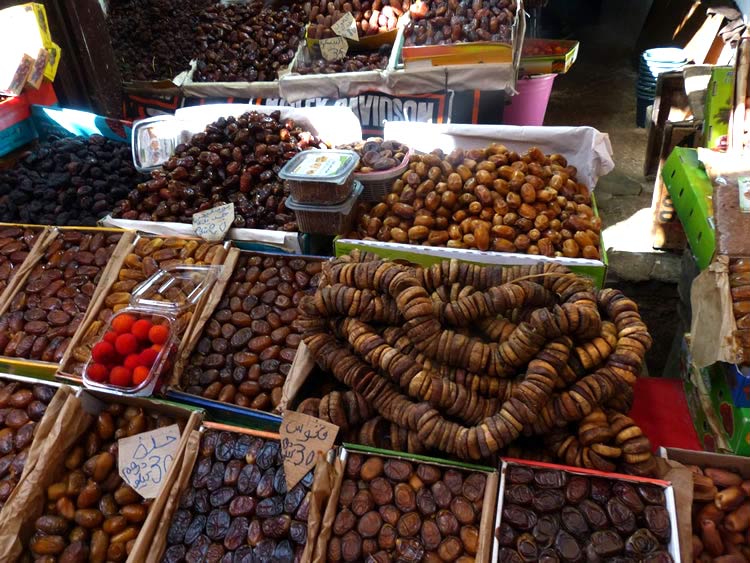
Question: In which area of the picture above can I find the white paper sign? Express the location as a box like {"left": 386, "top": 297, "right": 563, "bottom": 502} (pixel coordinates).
{"left": 118, "top": 424, "right": 181, "bottom": 499}
{"left": 332, "top": 12, "right": 359, "bottom": 41}
{"left": 193, "top": 202, "right": 234, "bottom": 241}
{"left": 320, "top": 37, "right": 349, "bottom": 62}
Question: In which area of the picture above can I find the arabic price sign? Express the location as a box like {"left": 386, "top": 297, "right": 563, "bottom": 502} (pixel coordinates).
{"left": 118, "top": 424, "right": 181, "bottom": 499}
{"left": 332, "top": 12, "right": 359, "bottom": 41}
{"left": 320, "top": 36, "right": 349, "bottom": 62}
{"left": 280, "top": 410, "right": 338, "bottom": 489}
{"left": 192, "top": 202, "right": 234, "bottom": 241}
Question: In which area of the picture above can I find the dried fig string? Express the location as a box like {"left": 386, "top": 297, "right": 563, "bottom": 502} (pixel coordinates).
{"left": 299, "top": 251, "right": 655, "bottom": 474}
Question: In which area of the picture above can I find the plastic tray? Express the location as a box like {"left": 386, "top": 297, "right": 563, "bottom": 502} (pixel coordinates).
{"left": 278, "top": 149, "right": 359, "bottom": 205}
{"left": 286, "top": 181, "right": 363, "bottom": 235}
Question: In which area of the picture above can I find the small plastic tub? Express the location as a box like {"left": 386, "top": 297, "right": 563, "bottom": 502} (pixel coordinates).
{"left": 355, "top": 148, "right": 412, "bottom": 202}
{"left": 279, "top": 149, "right": 360, "bottom": 205}
{"left": 286, "top": 181, "right": 363, "bottom": 235}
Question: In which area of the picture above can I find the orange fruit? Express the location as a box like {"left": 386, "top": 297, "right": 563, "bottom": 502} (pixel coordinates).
{"left": 111, "top": 314, "right": 136, "bottom": 334}
{"left": 132, "top": 366, "right": 150, "bottom": 386}
{"left": 103, "top": 331, "right": 118, "bottom": 345}
{"left": 124, "top": 354, "right": 141, "bottom": 371}
{"left": 92, "top": 342, "right": 115, "bottom": 364}
{"left": 131, "top": 319, "right": 153, "bottom": 341}
{"left": 148, "top": 325, "right": 169, "bottom": 345}
{"left": 138, "top": 348, "right": 159, "bottom": 368}
{"left": 109, "top": 366, "right": 132, "bottom": 387}
{"left": 115, "top": 333, "right": 138, "bottom": 356}
{"left": 86, "top": 363, "right": 108, "bottom": 383}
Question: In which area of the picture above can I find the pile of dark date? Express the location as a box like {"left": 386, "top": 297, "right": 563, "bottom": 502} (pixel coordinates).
{"left": 496, "top": 465, "right": 673, "bottom": 562}
{"left": 112, "top": 111, "right": 325, "bottom": 230}
{"left": 0, "top": 135, "right": 147, "bottom": 226}
{"left": 296, "top": 45, "right": 392, "bottom": 75}
{"left": 107, "top": 0, "right": 204, "bottom": 81}
{"left": 161, "top": 430, "right": 313, "bottom": 562}
{"left": 405, "top": 0, "right": 517, "bottom": 46}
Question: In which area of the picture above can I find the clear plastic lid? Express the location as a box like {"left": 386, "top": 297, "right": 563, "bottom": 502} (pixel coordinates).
{"left": 131, "top": 115, "right": 206, "bottom": 172}
{"left": 130, "top": 264, "right": 221, "bottom": 315}
{"left": 285, "top": 181, "right": 363, "bottom": 213}
{"left": 278, "top": 149, "right": 360, "bottom": 185}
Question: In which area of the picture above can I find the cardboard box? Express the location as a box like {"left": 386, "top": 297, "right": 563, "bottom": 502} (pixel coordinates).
{"left": 703, "top": 65, "right": 733, "bottom": 150}
{"left": 707, "top": 361, "right": 750, "bottom": 455}
{"left": 147, "top": 421, "right": 331, "bottom": 562}
{"left": 0, "top": 3, "right": 51, "bottom": 95}
{"left": 518, "top": 39, "right": 579, "bottom": 75}
{"left": 661, "top": 147, "right": 715, "bottom": 270}
{"left": 0, "top": 94, "right": 33, "bottom": 157}
{"left": 317, "top": 444, "right": 499, "bottom": 563}
{"left": 493, "top": 458, "right": 682, "bottom": 563}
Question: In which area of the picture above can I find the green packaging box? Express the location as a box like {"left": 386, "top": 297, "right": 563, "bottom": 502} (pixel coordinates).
{"left": 704, "top": 66, "right": 733, "bottom": 150}
{"left": 662, "top": 147, "right": 715, "bottom": 269}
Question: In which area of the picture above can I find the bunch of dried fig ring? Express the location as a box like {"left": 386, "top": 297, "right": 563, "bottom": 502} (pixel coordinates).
{"left": 299, "top": 250, "right": 655, "bottom": 474}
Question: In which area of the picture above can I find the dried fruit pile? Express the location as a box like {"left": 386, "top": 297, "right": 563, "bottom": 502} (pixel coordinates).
{"left": 161, "top": 430, "right": 313, "bottom": 562}
{"left": 192, "top": 2, "right": 304, "bottom": 83}
{"left": 0, "top": 380, "right": 56, "bottom": 511}
{"left": 337, "top": 138, "right": 409, "bottom": 173}
{"left": 0, "top": 226, "right": 41, "bottom": 295}
{"left": 0, "top": 135, "right": 148, "bottom": 226}
{"left": 112, "top": 112, "right": 326, "bottom": 230}
{"left": 730, "top": 258, "right": 750, "bottom": 364}
{"left": 182, "top": 253, "right": 323, "bottom": 412}
{"left": 0, "top": 230, "right": 121, "bottom": 363}
{"left": 496, "top": 464, "right": 673, "bottom": 562}
{"left": 354, "top": 145, "right": 602, "bottom": 257}
{"left": 26, "top": 403, "right": 182, "bottom": 561}
{"left": 296, "top": 49, "right": 391, "bottom": 75}
{"left": 405, "top": 0, "right": 517, "bottom": 46}
{"left": 328, "top": 452, "right": 487, "bottom": 562}
{"left": 298, "top": 251, "right": 655, "bottom": 473}
{"left": 306, "top": 0, "right": 408, "bottom": 39}
{"left": 692, "top": 465, "right": 750, "bottom": 559}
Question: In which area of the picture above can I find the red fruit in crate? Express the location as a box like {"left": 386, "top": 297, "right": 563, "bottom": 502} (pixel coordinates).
{"left": 87, "top": 363, "right": 108, "bottom": 383}
{"left": 112, "top": 314, "right": 136, "bottom": 334}
{"left": 92, "top": 342, "right": 115, "bottom": 364}
{"left": 103, "top": 331, "right": 118, "bottom": 345}
{"left": 131, "top": 319, "right": 153, "bottom": 341}
{"left": 148, "top": 325, "right": 169, "bottom": 345}
{"left": 109, "top": 366, "right": 132, "bottom": 387}
{"left": 720, "top": 402, "right": 734, "bottom": 436}
{"left": 139, "top": 347, "right": 159, "bottom": 368}
{"left": 124, "top": 354, "right": 141, "bottom": 370}
{"left": 133, "top": 366, "right": 150, "bottom": 386}
{"left": 115, "top": 333, "right": 138, "bottom": 356}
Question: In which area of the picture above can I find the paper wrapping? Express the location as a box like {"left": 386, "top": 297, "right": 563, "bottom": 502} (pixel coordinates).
{"left": 169, "top": 247, "right": 241, "bottom": 387}
{"left": 383, "top": 122, "right": 614, "bottom": 190}
{"left": 0, "top": 224, "right": 53, "bottom": 310}
{"left": 139, "top": 428, "right": 202, "bottom": 563}
{"left": 313, "top": 453, "right": 346, "bottom": 563}
{"left": 690, "top": 256, "right": 742, "bottom": 367}
{"left": 277, "top": 341, "right": 316, "bottom": 413}
{"left": 302, "top": 452, "right": 339, "bottom": 563}
{"left": 654, "top": 456, "right": 694, "bottom": 563}
{"left": 0, "top": 386, "right": 91, "bottom": 560}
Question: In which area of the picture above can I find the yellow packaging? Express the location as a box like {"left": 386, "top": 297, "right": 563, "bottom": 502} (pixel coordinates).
{"left": 43, "top": 41, "right": 60, "bottom": 81}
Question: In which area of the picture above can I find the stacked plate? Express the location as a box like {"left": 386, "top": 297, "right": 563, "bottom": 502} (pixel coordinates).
{"left": 636, "top": 47, "right": 687, "bottom": 126}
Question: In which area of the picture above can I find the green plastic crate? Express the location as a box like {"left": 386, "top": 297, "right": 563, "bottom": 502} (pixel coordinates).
{"left": 662, "top": 147, "right": 715, "bottom": 269}
{"left": 704, "top": 66, "right": 734, "bottom": 150}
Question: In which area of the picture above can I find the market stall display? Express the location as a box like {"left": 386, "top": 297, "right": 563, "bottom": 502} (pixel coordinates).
{"left": 305, "top": 0, "right": 405, "bottom": 39}
{"left": 60, "top": 235, "right": 227, "bottom": 380}
{"left": 0, "top": 135, "right": 148, "bottom": 226}
{"left": 494, "top": 460, "right": 678, "bottom": 562}
{"left": 159, "top": 428, "right": 316, "bottom": 562}
{"left": 178, "top": 252, "right": 324, "bottom": 413}
{"left": 297, "top": 251, "right": 654, "bottom": 472}
{"left": 0, "top": 229, "right": 124, "bottom": 367}
{"left": 111, "top": 111, "right": 327, "bottom": 230}
{"left": 352, "top": 144, "right": 601, "bottom": 258}
{"left": 294, "top": 46, "right": 392, "bottom": 75}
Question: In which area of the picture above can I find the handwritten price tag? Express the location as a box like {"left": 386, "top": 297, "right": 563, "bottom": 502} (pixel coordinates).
{"left": 332, "top": 12, "right": 359, "bottom": 41}
{"left": 192, "top": 202, "right": 234, "bottom": 242}
{"left": 118, "top": 424, "right": 181, "bottom": 499}
{"left": 320, "top": 36, "right": 349, "bottom": 62}
{"left": 280, "top": 410, "right": 338, "bottom": 489}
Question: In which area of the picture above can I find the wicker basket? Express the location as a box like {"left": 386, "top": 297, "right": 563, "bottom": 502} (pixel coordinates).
{"left": 354, "top": 149, "right": 412, "bottom": 203}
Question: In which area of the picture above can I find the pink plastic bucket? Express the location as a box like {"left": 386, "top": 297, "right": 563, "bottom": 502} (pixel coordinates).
{"left": 503, "top": 74, "right": 556, "bottom": 126}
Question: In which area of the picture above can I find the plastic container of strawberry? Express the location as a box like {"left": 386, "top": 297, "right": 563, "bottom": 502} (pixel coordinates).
{"left": 82, "top": 264, "right": 220, "bottom": 396}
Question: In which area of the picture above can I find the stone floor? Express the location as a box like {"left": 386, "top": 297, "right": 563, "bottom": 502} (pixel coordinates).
{"left": 541, "top": 5, "right": 684, "bottom": 376}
